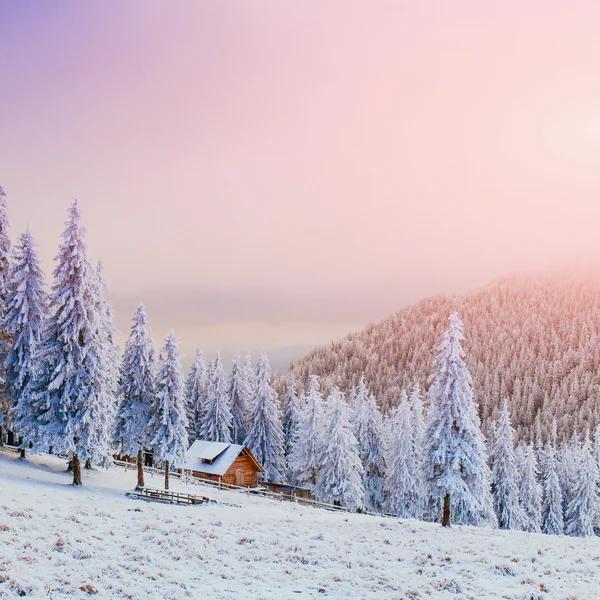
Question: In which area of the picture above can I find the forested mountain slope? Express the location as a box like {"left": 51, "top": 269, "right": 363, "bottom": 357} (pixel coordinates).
{"left": 287, "top": 275, "right": 600, "bottom": 442}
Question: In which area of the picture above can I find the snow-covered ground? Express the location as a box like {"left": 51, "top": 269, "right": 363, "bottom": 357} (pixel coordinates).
{"left": 0, "top": 449, "right": 598, "bottom": 600}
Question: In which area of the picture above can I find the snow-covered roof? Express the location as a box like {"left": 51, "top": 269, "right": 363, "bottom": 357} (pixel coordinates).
{"left": 182, "top": 441, "right": 263, "bottom": 476}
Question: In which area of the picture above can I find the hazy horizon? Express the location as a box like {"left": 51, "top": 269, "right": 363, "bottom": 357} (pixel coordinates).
{"left": 3, "top": 2, "right": 600, "bottom": 371}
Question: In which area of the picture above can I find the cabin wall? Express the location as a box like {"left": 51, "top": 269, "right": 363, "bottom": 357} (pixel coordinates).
{"left": 222, "top": 455, "right": 260, "bottom": 487}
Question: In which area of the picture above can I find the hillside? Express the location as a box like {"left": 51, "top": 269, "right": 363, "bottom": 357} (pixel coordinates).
{"left": 1, "top": 450, "right": 599, "bottom": 599}
{"left": 287, "top": 274, "right": 600, "bottom": 442}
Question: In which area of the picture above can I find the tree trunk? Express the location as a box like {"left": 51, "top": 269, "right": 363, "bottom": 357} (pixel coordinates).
{"left": 164, "top": 460, "right": 169, "bottom": 490}
{"left": 85, "top": 458, "right": 91, "bottom": 469}
{"left": 0, "top": 425, "right": 4, "bottom": 447}
{"left": 19, "top": 446, "right": 25, "bottom": 459}
{"left": 72, "top": 453, "right": 82, "bottom": 486}
{"left": 442, "top": 492, "right": 451, "bottom": 527}
{"left": 67, "top": 457, "right": 73, "bottom": 471}
{"left": 136, "top": 449, "right": 145, "bottom": 490}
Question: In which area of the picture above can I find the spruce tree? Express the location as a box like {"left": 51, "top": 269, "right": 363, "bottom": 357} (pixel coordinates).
{"left": 201, "top": 352, "right": 233, "bottom": 443}
{"left": 355, "top": 391, "right": 385, "bottom": 511}
{"left": 489, "top": 401, "right": 526, "bottom": 530}
{"left": 289, "top": 374, "right": 324, "bottom": 486}
{"left": 282, "top": 373, "right": 300, "bottom": 459}
{"left": 565, "top": 432, "right": 599, "bottom": 537}
{"left": 147, "top": 331, "right": 189, "bottom": 490}
{"left": 542, "top": 441, "right": 564, "bottom": 535}
{"left": 516, "top": 443, "right": 543, "bottom": 533}
{"left": 30, "top": 202, "right": 105, "bottom": 484}
{"left": 409, "top": 382, "right": 426, "bottom": 518}
{"left": 114, "top": 304, "right": 156, "bottom": 488}
{"left": 385, "top": 390, "right": 421, "bottom": 518}
{"left": 244, "top": 352, "right": 284, "bottom": 482}
{"left": 424, "top": 312, "right": 495, "bottom": 527}
{"left": 0, "top": 185, "right": 11, "bottom": 444}
{"left": 185, "top": 349, "right": 207, "bottom": 442}
{"left": 4, "top": 230, "right": 48, "bottom": 457}
{"left": 228, "top": 352, "right": 251, "bottom": 444}
{"left": 313, "top": 387, "right": 364, "bottom": 511}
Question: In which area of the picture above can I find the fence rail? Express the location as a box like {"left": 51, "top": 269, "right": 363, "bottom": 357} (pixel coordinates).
{"left": 126, "top": 487, "right": 210, "bottom": 505}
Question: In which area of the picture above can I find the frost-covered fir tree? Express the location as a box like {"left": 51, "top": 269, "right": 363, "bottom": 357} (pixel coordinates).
{"left": 0, "top": 185, "right": 11, "bottom": 444}
{"left": 4, "top": 230, "right": 48, "bottom": 456}
{"left": 113, "top": 304, "right": 156, "bottom": 489}
{"left": 385, "top": 390, "right": 421, "bottom": 518}
{"left": 282, "top": 373, "right": 301, "bottom": 459}
{"left": 424, "top": 312, "right": 495, "bottom": 527}
{"left": 201, "top": 353, "right": 233, "bottom": 443}
{"left": 243, "top": 350, "right": 256, "bottom": 399}
{"left": 289, "top": 374, "right": 324, "bottom": 486}
{"left": 516, "top": 443, "right": 543, "bottom": 533}
{"left": 147, "top": 331, "right": 188, "bottom": 490}
{"left": 409, "top": 382, "right": 426, "bottom": 518}
{"left": 542, "top": 441, "right": 564, "bottom": 535}
{"left": 185, "top": 349, "right": 207, "bottom": 442}
{"left": 29, "top": 202, "right": 106, "bottom": 485}
{"left": 244, "top": 353, "right": 284, "bottom": 482}
{"left": 86, "top": 262, "right": 120, "bottom": 468}
{"left": 350, "top": 373, "right": 369, "bottom": 429}
{"left": 594, "top": 424, "right": 600, "bottom": 468}
{"left": 228, "top": 352, "right": 252, "bottom": 444}
{"left": 355, "top": 391, "right": 385, "bottom": 511}
{"left": 565, "top": 431, "right": 599, "bottom": 537}
{"left": 490, "top": 401, "right": 526, "bottom": 530}
{"left": 313, "top": 387, "right": 364, "bottom": 511}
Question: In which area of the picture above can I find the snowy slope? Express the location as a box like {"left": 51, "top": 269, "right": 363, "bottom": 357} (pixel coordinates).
{"left": 0, "top": 449, "right": 598, "bottom": 600}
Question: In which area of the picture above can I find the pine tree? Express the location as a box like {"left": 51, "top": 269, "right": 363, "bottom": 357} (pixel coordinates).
{"left": 29, "top": 202, "right": 105, "bottom": 484}
{"left": 147, "top": 331, "right": 189, "bottom": 490}
{"left": 409, "top": 382, "right": 426, "bottom": 518}
{"left": 114, "top": 304, "right": 156, "bottom": 489}
{"left": 282, "top": 373, "right": 300, "bottom": 459}
{"left": 516, "top": 443, "right": 543, "bottom": 533}
{"left": 350, "top": 373, "right": 369, "bottom": 429}
{"left": 542, "top": 442, "right": 564, "bottom": 535}
{"left": 0, "top": 185, "right": 11, "bottom": 444}
{"left": 86, "top": 262, "right": 119, "bottom": 468}
{"left": 385, "top": 390, "right": 421, "bottom": 518}
{"left": 355, "top": 391, "right": 385, "bottom": 511}
{"left": 490, "top": 402, "right": 526, "bottom": 530}
{"left": 424, "top": 312, "right": 495, "bottom": 527}
{"left": 594, "top": 424, "right": 600, "bottom": 468}
{"left": 185, "top": 349, "right": 207, "bottom": 442}
{"left": 201, "top": 353, "right": 233, "bottom": 443}
{"left": 243, "top": 351, "right": 256, "bottom": 399}
{"left": 289, "top": 374, "right": 324, "bottom": 486}
{"left": 313, "top": 387, "right": 364, "bottom": 511}
{"left": 244, "top": 353, "right": 284, "bottom": 482}
{"left": 565, "top": 432, "right": 599, "bottom": 537}
{"left": 228, "top": 352, "right": 251, "bottom": 444}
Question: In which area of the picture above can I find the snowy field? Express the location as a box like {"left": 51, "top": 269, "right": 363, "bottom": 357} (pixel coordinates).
{"left": 0, "top": 450, "right": 598, "bottom": 600}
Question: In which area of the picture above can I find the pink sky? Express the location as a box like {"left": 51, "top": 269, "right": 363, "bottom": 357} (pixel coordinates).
{"left": 2, "top": 1, "right": 600, "bottom": 369}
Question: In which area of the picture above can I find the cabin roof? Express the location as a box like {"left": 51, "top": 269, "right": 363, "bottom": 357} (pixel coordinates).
{"left": 182, "top": 440, "right": 264, "bottom": 476}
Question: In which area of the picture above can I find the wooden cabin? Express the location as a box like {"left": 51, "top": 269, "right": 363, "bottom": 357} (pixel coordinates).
{"left": 181, "top": 441, "right": 264, "bottom": 487}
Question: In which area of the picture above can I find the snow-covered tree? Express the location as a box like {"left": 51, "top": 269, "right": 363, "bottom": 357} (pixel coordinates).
{"left": 489, "top": 401, "right": 526, "bottom": 530}
{"left": 594, "top": 424, "right": 600, "bottom": 468}
{"left": 282, "top": 373, "right": 301, "bottom": 459}
{"left": 86, "top": 261, "right": 119, "bottom": 468}
{"left": 516, "top": 443, "right": 543, "bottom": 533}
{"left": 385, "top": 390, "right": 421, "bottom": 518}
{"left": 244, "top": 352, "right": 284, "bottom": 482}
{"left": 228, "top": 352, "right": 252, "bottom": 444}
{"left": 289, "top": 374, "right": 324, "bottom": 486}
{"left": 424, "top": 312, "right": 495, "bottom": 527}
{"left": 0, "top": 185, "right": 11, "bottom": 444}
{"left": 147, "top": 331, "right": 189, "bottom": 490}
{"left": 355, "top": 391, "right": 385, "bottom": 511}
{"left": 113, "top": 304, "right": 156, "bottom": 488}
{"left": 185, "top": 349, "right": 207, "bottom": 442}
{"left": 3, "top": 230, "right": 48, "bottom": 456}
{"left": 243, "top": 351, "right": 256, "bottom": 399}
{"left": 29, "top": 202, "right": 106, "bottom": 484}
{"left": 409, "top": 382, "right": 426, "bottom": 517}
{"left": 201, "top": 353, "right": 232, "bottom": 443}
{"left": 542, "top": 442, "right": 564, "bottom": 535}
{"left": 565, "top": 431, "right": 599, "bottom": 537}
{"left": 313, "top": 387, "right": 364, "bottom": 511}
{"left": 350, "top": 373, "right": 369, "bottom": 428}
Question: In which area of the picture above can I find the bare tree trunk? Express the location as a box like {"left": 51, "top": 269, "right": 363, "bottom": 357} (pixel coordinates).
{"left": 85, "top": 458, "right": 91, "bottom": 469}
{"left": 164, "top": 460, "right": 169, "bottom": 490}
{"left": 72, "top": 453, "right": 82, "bottom": 486}
{"left": 442, "top": 492, "right": 451, "bottom": 527}
{"left": 136, "top": 449, "right": 145, "bottom": 490}
{"left": 19, "top": 446, "right": 25, "bottom": 459}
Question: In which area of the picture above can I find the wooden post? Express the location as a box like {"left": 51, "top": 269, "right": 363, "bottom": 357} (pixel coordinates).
{"left": 19, "top": 446, "right": 25, "bottom": 459}
{"left": 136, "top": 449, "right": 145, "bottom": 490}
{"left": 442, "top": 492, "right": 451, "bottom": 527}
{"left": 164, "top": 460, "right": 170, "bottom": 490}
{"left": 72, "top": 453, "right": 82, "bottom": 486}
